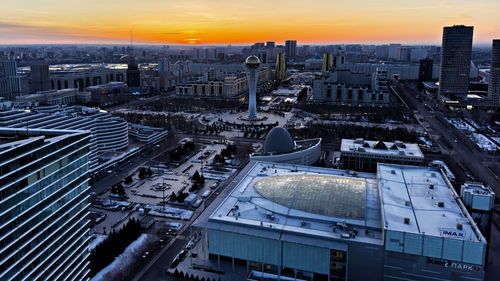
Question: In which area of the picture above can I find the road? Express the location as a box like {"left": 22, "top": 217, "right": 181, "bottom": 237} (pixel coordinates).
{"left": 396, "top": 82, "right": 500, "bottom": 281}
{"left": 396, "top": 82, "right": 499, "bottom": 191}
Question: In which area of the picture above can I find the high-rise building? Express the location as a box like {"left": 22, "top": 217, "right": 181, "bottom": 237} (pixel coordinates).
{"left": 0, "top": 60, "right": 16, "bottom": 99}
{"left": 418, "top": 59, "right": 434, "bottom": 90}
{"left": 126, "top": 55, "right": 141, "bottom": 88}
{"left": 388, "top": 44, "right": 401, "bottom": 60}
{"left": 488, "top": 39, "right": 500, "bottom": 106}
{"left": 266, "top": 41, "right": 275, "bottom": 48}
{"left": 275, "top": 52, "right": 286, "bottom": 80}
{"left": 375, "top": 45, "right": 389, "bottom": 59}
{"left": 399, "top": 46, "right": 411, "bottom": 61}
{"left": 332, "top": 48, "right": 346, "bottom": 69}
{"left": 439, "top": 25, "right": 474, "bottom": 100}
{"left": 158, "top": 59, "right": 170, "bottom": 75}
{"left": 322, "top": 52, "right": 333, "bottom": 72}
{"left": 285, "top": 40, "right": 297, "bottom": 58}
{"left": 257, "top": 49, "right": 269, "bottom": 64}
{"left": 0, "top": 60, "right": 29, "bottom": 100}
{"left": 0, "top": 127, "right": 91, "bottom": 281}
{"left": 30, "top": 62, "right": 51, "bottom": 92}
{"left": 410, "top": 47, "right": 428, "bottom": 62}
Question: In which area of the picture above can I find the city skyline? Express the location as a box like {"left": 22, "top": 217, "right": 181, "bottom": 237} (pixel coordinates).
{"left": 1, "top": 0, "right": 499, "bottom": 45}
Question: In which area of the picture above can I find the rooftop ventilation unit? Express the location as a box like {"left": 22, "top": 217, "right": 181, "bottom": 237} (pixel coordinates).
{"left": 457, "top": 223, "right": 463, "bottom": 230}
{"left": 437, "top": 202, "right": 445, "bottom": 207}
{"left": 341, "top": 233, "right": 351, "bottom": 239}
{"left": 429, "top": 184, "right": 435, "bottom": 189}
{"left": 391, "top": 170, "right": 396, "bottom": 175}
{"left": 404, "top": 217, "right": 411, "bottom": 224}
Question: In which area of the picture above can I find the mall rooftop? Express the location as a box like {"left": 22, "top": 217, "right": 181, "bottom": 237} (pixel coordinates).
{"left": 378, "top": 164, "right": 485, "bottom": 243}
{"left": 197, "top": 161, "right": 485, "bottom": 252}
{"left": 202, "top": 161, "right": 384, "bottom": 246}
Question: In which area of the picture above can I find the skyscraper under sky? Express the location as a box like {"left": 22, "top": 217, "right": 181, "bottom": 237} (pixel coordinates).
{"left": 0, "top": 127, "right": 91, "bottom": 281}
{"left": 126, "top": 55, "right": 141, "bottom": 88}
{"left": 285, "top": 40, "right": 297, "bottom": 58}
{"left": 489, "top": 39, "right": 500, "bottom": 106}
{"left": 439, "top": 25, "right": 474, "bottom": 100}
{"left": 275, "top": 52, "right": 286, "bottom": 80}
{"left": 418, "top": 58, "right": 434, "bottom": 90}
{"left": 30, "top": 62, "right": 51, "bottom": 93}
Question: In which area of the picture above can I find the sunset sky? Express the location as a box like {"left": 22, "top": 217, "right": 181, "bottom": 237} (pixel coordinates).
{"left": 0, "top": 0, "right": 499, "bottom": 45}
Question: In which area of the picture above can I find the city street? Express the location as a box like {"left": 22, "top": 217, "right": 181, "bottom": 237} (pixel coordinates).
{"left": 396, "top": 82, "right": 499, "bottom": 191}
{"left": 396, "top": 82, "right": 500, "bottom": 281}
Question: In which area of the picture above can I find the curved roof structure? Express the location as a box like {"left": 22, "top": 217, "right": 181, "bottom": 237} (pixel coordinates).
{"left": 263, "top": 126, "right": 295, "bottom": 154}
{"left": 254, "top": 174, "right": 367, "bottom": 219}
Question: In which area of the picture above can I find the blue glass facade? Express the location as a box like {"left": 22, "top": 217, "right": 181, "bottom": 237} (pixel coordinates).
{"left": 0, "top": 128, "right": 91, "bottom": 281}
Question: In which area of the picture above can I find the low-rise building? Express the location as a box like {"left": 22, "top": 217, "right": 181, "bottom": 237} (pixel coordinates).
{"left": 340, "top": 138, "right": 424, "bottom": 172}
{"left": 313, "top": 68, "right": 390, "bottom": 106}
{"left": 175, "top": 67, "right": 271, "bottom": 98}
{"left": 129, "top": 124, "right": 168, "bottom": 145}
{"left": 15, "top": 88, "right": 85, "bottom": 106}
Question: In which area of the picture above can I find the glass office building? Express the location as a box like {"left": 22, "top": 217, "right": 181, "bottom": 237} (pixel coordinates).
{"left": 0, "top": 127, "right": 91, "bottom": 281}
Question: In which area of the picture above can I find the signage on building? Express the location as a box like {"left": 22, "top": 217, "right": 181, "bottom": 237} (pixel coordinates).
{"left": 439, "top": 228, "right": 464, "bottom": 238}
{"left": 428, "top": 258, "right": 481, "bottom": 272}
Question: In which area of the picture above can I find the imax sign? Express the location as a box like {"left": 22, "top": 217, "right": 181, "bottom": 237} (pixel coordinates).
{"left": 440, "top": 228, "right": 464, "bottom": 238}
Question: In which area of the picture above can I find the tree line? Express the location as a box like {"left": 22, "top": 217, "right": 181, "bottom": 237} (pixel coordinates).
{"left": 89, "top": 218, "right": 142, "bottom": 277}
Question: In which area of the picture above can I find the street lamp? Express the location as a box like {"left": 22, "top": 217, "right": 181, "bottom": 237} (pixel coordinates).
{"left": 162, "top": 177, "right": 166, "bottom": 212}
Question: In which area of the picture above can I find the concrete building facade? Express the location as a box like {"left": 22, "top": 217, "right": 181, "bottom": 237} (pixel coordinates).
{"left": 340, "top": 138, "right": 425, "bottom": 172}
{"left": 313, "top": 68, "right": 390, "bottom": 106}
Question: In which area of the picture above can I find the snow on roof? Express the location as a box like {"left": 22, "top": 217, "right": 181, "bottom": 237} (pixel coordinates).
{"left": 378, "top": 164, "right": 485, "bottom": 243}
{"left": 207, "top": 161, "right": 383, "bottom": 245}
{"left": 341, "top": 138, "right": 424, "bottom": 158}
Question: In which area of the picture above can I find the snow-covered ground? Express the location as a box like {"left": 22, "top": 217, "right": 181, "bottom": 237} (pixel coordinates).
{"left": 447, "top": 118, "right": 499, "bottom": 152}
{"left": 419, "top": 136, "right": 433, "bottom": 147}
{"left": 471, "top": 133, "right": 499, "bottom": 152}
{"left": 465, "top": 118, "right": 480, "bottom": 130}
{"left": 88, "top": 234, "right": 107, "bottom": 252}
{"left": 446, "top": 118, "right": 476, "bottom": 132}
{"left": 91, "top": 234, "right": 153, "bottom": 281}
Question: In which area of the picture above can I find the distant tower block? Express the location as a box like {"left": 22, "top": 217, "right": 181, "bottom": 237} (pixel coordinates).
{"left": 245, "top": 55, "right": 260, "bottom": 120}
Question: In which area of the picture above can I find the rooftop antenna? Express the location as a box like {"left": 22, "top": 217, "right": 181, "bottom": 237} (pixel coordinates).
{"left": 129, "top": 30, "right": 133, "bottom": 56}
